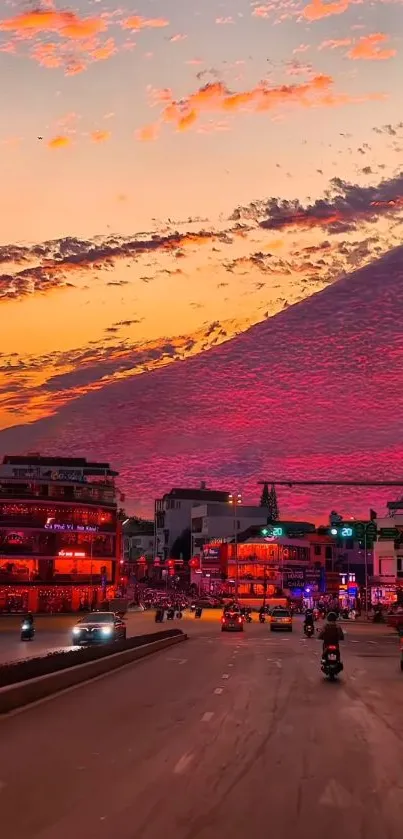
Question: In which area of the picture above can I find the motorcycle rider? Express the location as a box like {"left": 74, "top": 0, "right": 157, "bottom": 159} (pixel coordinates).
{"left": 23, "top": 612, "right": 34, "bottom": 628}
{"left": 318, "top": 611, "right": 344, "bottom": 660}
{"left": 304, "top": 608, "right": 314, "bottom": 634}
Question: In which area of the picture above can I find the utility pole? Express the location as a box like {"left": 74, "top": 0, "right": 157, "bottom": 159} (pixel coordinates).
{"left": 229, "top": 492, "right": 242, "bottom": 600}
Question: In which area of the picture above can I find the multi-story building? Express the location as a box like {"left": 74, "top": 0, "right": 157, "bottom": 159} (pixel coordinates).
{"left": 154, "top": 484, "right": 230, "bottom": 561}
{"left": 122, "top": 517, "right": 154, "bottom": 579}
{"left": 0, "top": 454, "right": 121, "bottom": 613}
{"left": 371, "top": 502, "right": 403, "bottom": 604}
{"left": 192, "top": 522, "right": 327, "bottom": 599}
{"left": 191, "top": 504, "right": 269, "bottom": 557}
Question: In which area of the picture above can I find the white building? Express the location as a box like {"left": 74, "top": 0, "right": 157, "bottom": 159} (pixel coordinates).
{"left": 154, "top": 485, "right": 231, "bottom": 561}
{"left": 371, "top": 510, "right": 403, "bottom": 603}
{"left": 191, "top": 504, "right": 269, "bottom": 557}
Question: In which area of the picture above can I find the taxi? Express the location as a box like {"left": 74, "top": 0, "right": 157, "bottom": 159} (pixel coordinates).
{"left": 270, "top": 607, "right": 293, "bottom": 632}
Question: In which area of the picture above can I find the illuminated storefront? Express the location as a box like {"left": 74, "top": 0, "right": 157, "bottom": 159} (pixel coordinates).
{"left": 0, "top": 455, "right": 121, "bottom": 613}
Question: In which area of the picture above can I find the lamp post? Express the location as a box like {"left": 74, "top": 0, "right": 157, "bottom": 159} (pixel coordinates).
{"left": 229, "top": 492, "right": 242, "bottom": 601}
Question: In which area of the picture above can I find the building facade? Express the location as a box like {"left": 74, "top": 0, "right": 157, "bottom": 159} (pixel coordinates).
{"left": 122, "top": 517, "right": 154, "bottom": 579}
{"left": 155, "top": 484, "right": 230, "bottom": 561}
{"left": 191, "top": 504, "right": 269, "bottom": 557}
{"left": 371, "top": 506, "right": 403, "bottom": 604}
{"left": 0, "top": 455, "right": 121, "bottom": 613}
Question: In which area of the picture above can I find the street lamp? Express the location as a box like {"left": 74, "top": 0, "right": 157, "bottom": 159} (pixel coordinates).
{"left": 228, "top": 492, "right": 242, "bottom": 600}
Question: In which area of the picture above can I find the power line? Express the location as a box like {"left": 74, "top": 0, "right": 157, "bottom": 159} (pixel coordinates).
{"left": 257, "top": 480, "right": 403, "bottom": 487}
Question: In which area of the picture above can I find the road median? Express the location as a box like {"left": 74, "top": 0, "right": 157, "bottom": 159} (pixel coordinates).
{"left": 0, "top": 630, "right": 187, "bottom": 714}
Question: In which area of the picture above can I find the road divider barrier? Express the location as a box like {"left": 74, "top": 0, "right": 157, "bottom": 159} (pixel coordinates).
{"left": 0, "top": 629, "right": 187, "bottom": 714}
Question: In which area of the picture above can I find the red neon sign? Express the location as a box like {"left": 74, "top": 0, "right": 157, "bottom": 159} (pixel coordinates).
{"left": 58, "top": 550, "right": 87, "bottom": 558}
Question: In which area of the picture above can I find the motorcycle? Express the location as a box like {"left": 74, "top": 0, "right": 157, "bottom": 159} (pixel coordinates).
{"left": 20, "top": 621, "right": 35, "bottom": 641}
{"left": 243, "top": 612, "right": 252, "bottom": 624}
{"left": 304, "top": 623, "right": 314, "bottom": 637}
{"left": 259, "top": 613, "right": 266, "bottom": 624}
{"left": 321, "top": 644, "right": 343, "bottom": 681}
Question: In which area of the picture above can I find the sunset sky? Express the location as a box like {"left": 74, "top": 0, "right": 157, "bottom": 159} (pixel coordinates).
{"left": 1, "top": 0, "right": 403, "bottom": 515}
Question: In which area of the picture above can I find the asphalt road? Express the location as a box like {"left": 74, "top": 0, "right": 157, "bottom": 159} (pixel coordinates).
{"left": 1, "top": 615, "right": 403, "bottom": 839}
{"left": 0, "top": 611, "right": 181, "bottom": 664}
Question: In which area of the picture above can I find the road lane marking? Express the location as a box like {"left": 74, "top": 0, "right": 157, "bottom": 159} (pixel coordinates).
{"left": 228, "top": 663, "right": 234, "bottom": 667}
{"left": 167, "top": 657, "right": 188, "bottom": 664}
{"left": 174, "top": 753, "right": 194, "bottom": 775}
{"left": 222, "top": 674, "right": 230, "bottom": 679}
{"left": 201, "top": 712, "right": 214, "bottom": 722}
{"left": 319, "top": 780, "right": 354, "bottom": 808}
{"left": 214, "top": 687, "right": 223, "bottom": 694}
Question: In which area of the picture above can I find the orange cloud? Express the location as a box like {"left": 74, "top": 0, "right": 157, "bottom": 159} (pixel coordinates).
{"left": 122, "top": 16, "right": 169, "bottom": 31}
{"left": 90, "top": 130, "right": 110, "bottom": 143}
{"left": 47, "top": 135, "right": 71, "bottom": 149}
{"left": 142, "top": 74, "right": 384, "bottom": 137}
{"left": 252, "top": 5, "right": 273, "bottom": 18}
{"left": 318, "top": 38, "right": 352, "bottom": 50}
{"left": 31, "top": 42, "right": 62, "bottom": 68}
{"left": 91, "top": 38, "right": 116, "bottom": 62}
{"left": 348, "top": 33, "right": 396, "bottom": 61}
{"left": 302, "top": 0, "right": 350, "bottom": 21}
{"left": 0, "top": 10, "right": 106, "bottom": 39}
{"left": 136, "top": 123, "right": 160, "bottom": 141}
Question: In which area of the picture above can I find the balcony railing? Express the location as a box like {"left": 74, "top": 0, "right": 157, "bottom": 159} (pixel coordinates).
{"left": 0, "top": 488, "right": 117, "bottom": 506}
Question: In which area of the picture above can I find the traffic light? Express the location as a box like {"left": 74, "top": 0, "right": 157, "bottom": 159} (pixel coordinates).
{"left": 329, "top": 524, "right": 354, "bottom": 538}
{"left": 329, "top": 521, "right": 378, "bottom": 543}
{"left": 261, "top": 525, "right": 284, "bottom": 537}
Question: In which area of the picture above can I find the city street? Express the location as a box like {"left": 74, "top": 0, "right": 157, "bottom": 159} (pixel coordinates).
{"left": 1, "top": 615, "right": 403, "bottom": 839}
{"left": 0, "top": 611, "right": 181, "bottom": 664}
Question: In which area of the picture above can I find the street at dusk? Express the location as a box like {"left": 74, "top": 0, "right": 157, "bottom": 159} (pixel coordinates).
{"left": 1, "top": 613, "right": 403, "bottom": 839}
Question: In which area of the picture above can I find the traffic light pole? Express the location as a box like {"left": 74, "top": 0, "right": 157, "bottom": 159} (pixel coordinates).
{"left": 364, "top": 527, "right": 369, "bottom": 617}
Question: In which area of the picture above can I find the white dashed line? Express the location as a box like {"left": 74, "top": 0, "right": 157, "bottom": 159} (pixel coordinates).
{"left": 222, "top": 674, "right": 230, "bottom": 679}
{"left": 201, "top": 712, "right": 214, "bottom": 722}
{"left": 214, "top": 687, "right": 223, "bottom": 695}
{"left": 174, "top": 753, "right": 194, "bottom": 775}
{"left": 228, "top": 663, "right": 234, "bottom": 667}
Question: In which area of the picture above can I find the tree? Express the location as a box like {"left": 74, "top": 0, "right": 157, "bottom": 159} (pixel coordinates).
{"left": 170, "top": 527, "right": 191, "bottom": 562}
{"left": 267, "top": 484, "right": 279, "bottom": 523}
{"left": 260, "top": 482, "right": 270, "bottom": 508}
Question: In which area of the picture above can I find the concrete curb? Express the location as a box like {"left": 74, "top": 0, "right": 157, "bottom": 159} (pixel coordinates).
{"left": 0, "top": 633, "right": 187, "bottom": 714}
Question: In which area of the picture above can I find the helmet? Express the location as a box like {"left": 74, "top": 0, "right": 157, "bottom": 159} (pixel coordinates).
{"left": 327, "top": 611, "right": 337, "bottom": 622}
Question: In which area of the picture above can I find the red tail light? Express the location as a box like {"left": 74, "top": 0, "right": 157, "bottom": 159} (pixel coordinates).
{"left": 221, "top": 617, "right": 225, "bottom": 623}
{"left": 238, "top": 617, "right": 242, "bottom": 623}
{"left": 328, "top": 645, "right": 337, "bottom": 650}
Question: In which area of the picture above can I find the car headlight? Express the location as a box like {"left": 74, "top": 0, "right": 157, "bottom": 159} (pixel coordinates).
{"left": 72, "top": 627, "right": 81, "bottom": 635}
{"left": 101, "top": 626, "right": 113, "bottom": 636}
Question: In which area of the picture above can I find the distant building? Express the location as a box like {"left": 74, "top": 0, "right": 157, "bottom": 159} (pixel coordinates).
{"left": 191, "top": 504, "right": 269, "bottom": 557}
{"left": 0, "top": 454, "right": 120, "bottom": 613}
{"left": 371, "top": 502, "right": 403, "bottom": 604}
{"left": 192, "top": 521, "right": 327, "bottom": 599}
{"left": 122, "top": 517, "right": 154, "bottom": 578}
{"left": 154, "top": 484, "right": 230, "bottom": 561}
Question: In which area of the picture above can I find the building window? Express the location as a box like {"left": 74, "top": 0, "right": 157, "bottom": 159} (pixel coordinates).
{"left": 314, "top": 544, "right": 321, "bottom": 556}
{"left": 175, "top": 501, "right": 181, "bottom": 509}
{"left": 346, "top": 539, "right": 354, "bottom": 550}
{"left": 237, "top": 520, "right": 241, "bottom": 529}
{"left": 397, "top": 557, "right": 403, "bottom": 573}
{"left": 325, "top": 546, "right": 332, "bottom": 560}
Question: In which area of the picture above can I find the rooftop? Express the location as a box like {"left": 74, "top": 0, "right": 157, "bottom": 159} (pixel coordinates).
{"left": 163, "top": 486, "right": 230, "bottom": 503}
{"left": 1, "top": 454, "right": 118, "bottom": 477}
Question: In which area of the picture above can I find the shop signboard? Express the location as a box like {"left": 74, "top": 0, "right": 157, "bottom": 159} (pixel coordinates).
{"left": 284, "top": 567, "right": 305, "bottom": 588}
